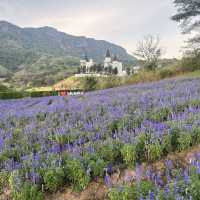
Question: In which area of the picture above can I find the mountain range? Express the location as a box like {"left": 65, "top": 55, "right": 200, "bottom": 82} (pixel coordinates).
{"left": 0, "top": 21, "right": 135, "bottom": 87}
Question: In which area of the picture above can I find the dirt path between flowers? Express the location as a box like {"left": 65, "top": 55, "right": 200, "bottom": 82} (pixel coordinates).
{"left": 1, "top": 145, "right": 200, "bottom": 200}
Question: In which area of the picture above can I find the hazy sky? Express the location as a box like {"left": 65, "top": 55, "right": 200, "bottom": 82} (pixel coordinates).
{"left": 0, "top": 0, "right": 188, "bottom": 58}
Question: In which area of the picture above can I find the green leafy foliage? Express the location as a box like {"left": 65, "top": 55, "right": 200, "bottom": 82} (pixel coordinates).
{"left": 97, "top": 144, "right": 117, "bottom": 162}
{"left": 191, "top": 127, "right": 200, "bottom": 145}
{"left": 43, "top": 167, "right": 65, "bottom": 192}
{"left": 108, "top": 185, "right": 137, "bottom": 200}
{"left": 0, "top": 171, "right": 9, "bottom": 193}
{"left": 11, "top": 182, "right": 44, "bottom": 200}
{"left": 177, "top": 132, "right": 192, "bottom": 151}
{"left": 145, "top": 142, "right": 162, "bottom": 162}
{"left": 147, "top": 107, "right": 171, "bottom": 122}
{"left": 135, "top": 134, "right": 146, "bottom": 162}
{"left": 120, "top": 144, "right": 136, "bottom": 166}
{"left": 65, "top": 158, "right": 90, "bottom": 192}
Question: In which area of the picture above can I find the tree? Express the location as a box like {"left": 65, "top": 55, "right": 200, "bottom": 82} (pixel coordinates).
{"left": 113, "top": 67, "right": 118, "bottom": 75}
{"left": 126, "top": 67, "right": 131, "bottom": 75}
{"left": 172, "top": 0, "right": 200, "bottom": 52}
{"left": 134, "top": 35, "right": 162, "bottom": 70}
{"left": 77, "top": 67, "right": 81, "bottom": 74}
{"left": 81, "top": 66, "right": 86, "bottom": 73}
{"left": 108, "top": 66, "right": 113, "bottom": 74}
{"left": 97, "top": 64, "right": 103, "bottom": 72}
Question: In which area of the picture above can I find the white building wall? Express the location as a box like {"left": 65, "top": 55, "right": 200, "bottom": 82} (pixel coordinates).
{"left": 104, "top": 57, "right": 112, "bottom": 68}
{"left": 86, "top": 59, "right": 94, "bottom": 72}
{"left": 112, "top": 61, "right": 123, "bottom": 75}
{"left": 80, "top": 60, "right": 86, "bottom": 67}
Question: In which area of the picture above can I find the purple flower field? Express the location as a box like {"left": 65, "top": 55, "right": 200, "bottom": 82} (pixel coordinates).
{"left": 0, "top": 77, "right": 200, "bottom": 199}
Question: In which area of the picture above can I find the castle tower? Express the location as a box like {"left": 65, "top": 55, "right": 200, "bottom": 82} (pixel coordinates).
{"left": 80, "top": 53, "right": 88, "bottom": 68}
{"left": 112, "top": 55, "right": 123, "bottom": 75}
{"left": 104, "top": 49, "right": 112, "bottom": 68}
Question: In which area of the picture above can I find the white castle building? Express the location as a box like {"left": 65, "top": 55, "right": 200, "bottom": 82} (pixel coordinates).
{"left": 80, "top": 50, "right": 126, "bottom": 76}
{"left": 80, "top": 54, "right": 95, "bottom": 73}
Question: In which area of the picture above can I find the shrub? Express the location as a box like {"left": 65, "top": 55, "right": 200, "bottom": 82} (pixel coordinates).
{"left": 43, "top": 167, "right": 65, "bottom": 192}
{"left": 161, "top": 133, "right": 172, "bottom": 155}
{"left": 109, "top": 120, "right": 120, "bottom": 134}
{"left": 97, "top": 144, "right": 116, "bottom": 162}
{"left": 191, "top": 127, "right": 200, "bottom": 145}
{"left": 180, "top": 53, "right": 200, "bottom": 72}
{"left": 0, "top": 171, "right": 9, "bottom": 193}
{"left": 120, "top": 144, "right": 136, "bottom": 166}
{"left": 83, "top": 153, "right": 106, "bottom": 178}
{"left": 137, "top": 180, "right": 155, "bottom": 198}
{"left": 0, "top": 91, "right": 26, "bottom": 99}
{"left": 170, "top": 127, "right": 181, "bottom": 151}
{"left": 88, "top": 159, "right": 106, "bottom": 178}
{"left": 65, "top": 158, "right": 90, "bottom": 192}
{"left": 82, "top": 77, "right": 98, "bottom": 91}
{"left": 145, "top": 142, "right": 162, "bottom": 162}
{"left": 189, "top": 174, "right": 200, "bottom": 200}
{"left": 159, "top": 68, "right": 175, "bottom": 79}
{"left": 177, "top": 132, "right": 192, "bottom": 151}
{"left": 107, "top": 185, "right": 137, "bottom": 200}
{"left": 11, "top": 182, "right": 44, "bottom": 200}
{"left": 147, "top": 107, "right": 171, "bottom": 122}
{"left": 9, "top": 170, "right": 24, "bottom": 194}
{"left": 135, "top": 134, "right": 146, "bottom": 162}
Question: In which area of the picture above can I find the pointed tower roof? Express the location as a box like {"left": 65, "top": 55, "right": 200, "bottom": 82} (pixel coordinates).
{"left": 105, "top": 49, "right": 111, "bottom": 58}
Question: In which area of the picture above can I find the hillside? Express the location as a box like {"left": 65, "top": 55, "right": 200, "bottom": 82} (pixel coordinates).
{"left": 0, "top": 21, "right": 135, "bottom": 87}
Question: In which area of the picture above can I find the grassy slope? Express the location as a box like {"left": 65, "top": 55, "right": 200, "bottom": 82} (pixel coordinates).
{"left": 52, "top": 69, "right": 200, "bottom": 92}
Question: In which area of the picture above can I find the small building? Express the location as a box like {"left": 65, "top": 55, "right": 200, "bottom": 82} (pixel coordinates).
{"left": 132, "top": 65, "right": 141, "bottom": 74}
{"left": 80, "top": 54, "right": 95, "bottom": 73}
{"left": 53, "top": 89, "right": 84, "bottom": 96}
{"left": 104, "top": 50, "right": 124, "bottom": 76}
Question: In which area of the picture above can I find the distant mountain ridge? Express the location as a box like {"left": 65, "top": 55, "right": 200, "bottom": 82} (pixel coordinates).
{"left": 0, "top": 21, "right": 135, "bottom": 87}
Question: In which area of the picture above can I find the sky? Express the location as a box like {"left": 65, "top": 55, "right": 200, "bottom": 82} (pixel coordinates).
{"left": 0, "top": 0, "right": 189, "bottom": 58}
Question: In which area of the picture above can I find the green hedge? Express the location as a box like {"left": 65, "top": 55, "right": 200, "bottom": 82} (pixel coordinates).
{"left": 0, "top": 91, "right": 58, "bottom": 100}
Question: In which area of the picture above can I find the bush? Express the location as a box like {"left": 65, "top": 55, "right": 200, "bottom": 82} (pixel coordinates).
{"left": 107, "top": 185, "right": 137, "bottom": 200}
{"left": 135, "top": 134, "right": 146, "bottom": 162}
{"left": 177, "top": 132, "right": 192, "bottom": 151}
{"left": 43, "top": 167, "right": 65, "bottom": 192}
{"left": 180, "top": 53, "right": 200, "bottom": 72}
{"left": 191, "top": 127, "right": 200, "bottom": 145}
{"left": 65, "top": 158, "right": 90, "bottom": 192}
{"left": 159, "top": 68, "right": 175, "bottom": 79}
{"left": 11, "top": 182, "right": 44, "bottom": 200}
{"left": 0, "top": 171, "right": 9, "bottom": 193}
{"left": 0, "top": 91, "right": 26, "bottom": 99}
{"left": 9, "top": 170, "right": 24, "bottom": 194}
{"left": 161, "top": 133, "right": 172, "bottom": 155}
{"left": 97, "top": 144, "right": 116, "bottom": 162}
{"left": 189, "top": 175, "right": 200, "bottom": 200}
{"left": 88, "top": 159, "right": 106, "bottom": 178}
{"left": 137, "top": 180, "right": 155, "bottom": 198}
{"left": 147, "top": 107, "right": 171, "bottom": 122}
{"left": 170, "top": 127, "right": 181, "bottom": 151}
{"left": 145, "top": 142, "right": 162, "bottom": 162}
{"left": 82, "top": 77, "right": 98, "bottom": 91}
{"left": 83, "top": 153, "right": 107, "bottom": 178}
{"left": 120, "top": 144, "right": 136, "bottom": 166}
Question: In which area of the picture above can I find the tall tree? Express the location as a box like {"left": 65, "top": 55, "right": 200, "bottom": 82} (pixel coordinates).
{"left": 172, "top": 0, "right": 200, "bottom": 51}
{"left": 134, "top": 35, "right": 162, "bottom": 70}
